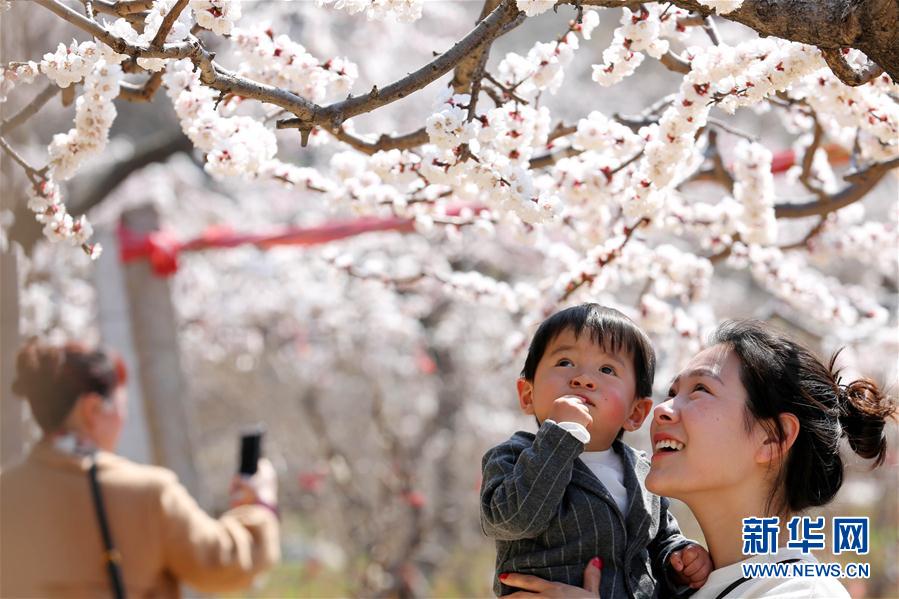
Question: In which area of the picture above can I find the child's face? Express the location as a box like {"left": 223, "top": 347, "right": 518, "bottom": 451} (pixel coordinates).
{"left": 517, "top": 328, "right": 653, "bottom": 452}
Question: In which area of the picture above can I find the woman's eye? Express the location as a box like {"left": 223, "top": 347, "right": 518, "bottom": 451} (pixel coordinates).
{"left": 556, "top": 358, "right": 573, "bottom": 367}
{"left": 693, "top": 384, "right": 709, "bottom": 394}
{"left": 600, "top": 365, "right": 616, "bottom": 375}
{"left": 666, "top": 387, "right": 676, "bottom": 398}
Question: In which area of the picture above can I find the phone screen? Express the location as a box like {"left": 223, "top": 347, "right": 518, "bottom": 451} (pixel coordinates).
{"left": 238, "top": 427, "right": 264, "bottom": 475}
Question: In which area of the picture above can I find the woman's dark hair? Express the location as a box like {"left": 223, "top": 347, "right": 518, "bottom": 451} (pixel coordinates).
{"left": 10, "top": 338, "right": 127, "bottom": 433}
{"left": 711, "top": 320, "right": 895, "bottom": 514}
{"left": 522, "top": 303, "right": 656, "bottom": 399}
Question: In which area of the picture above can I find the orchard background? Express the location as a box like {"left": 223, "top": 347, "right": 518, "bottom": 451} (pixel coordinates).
{"left": 1, "top": 0, "right": 896, "bottom": 596}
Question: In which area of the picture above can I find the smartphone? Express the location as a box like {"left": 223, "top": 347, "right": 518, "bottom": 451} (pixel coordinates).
{"left": 238, "top": 424, "right": 265, "bottom": 476}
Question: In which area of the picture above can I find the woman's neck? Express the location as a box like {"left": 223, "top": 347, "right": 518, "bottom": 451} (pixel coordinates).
{"left": 683, "top": 484, "right": 778, "bottom": 570}
{"left": 48, "top": 429, "right": 96, "bottom": 455}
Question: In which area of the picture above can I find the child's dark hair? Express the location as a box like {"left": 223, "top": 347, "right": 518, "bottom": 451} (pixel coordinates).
{"left": 10, "top": 338, "right": 127, "bottom": 433}
{"left": 522, "top": 303, "right": 656, "bottom": 399}
{"left": 711, "top": 320, "right": 895, "bottom": 515}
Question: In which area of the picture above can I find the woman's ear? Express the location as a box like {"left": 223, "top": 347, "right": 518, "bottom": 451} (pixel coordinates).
{"left": 72, "top": 392, "right": 104, "bottom": 428}
{"left": 755, "top": 412, "right": 800, "bottom": 464}
{"left": 517, "top": 378, "right": 535, "bottom": 415}
{"left": 623, "top": 398, "right": 654, "bottom": 432}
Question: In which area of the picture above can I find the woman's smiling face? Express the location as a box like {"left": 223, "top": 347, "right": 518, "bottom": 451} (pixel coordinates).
{"left": 645, "top": 344, "right": 769, "bottom": 500}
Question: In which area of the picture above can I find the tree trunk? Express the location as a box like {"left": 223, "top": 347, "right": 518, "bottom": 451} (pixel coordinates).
{"left": 120, "top": 205, "right": 204, "bottom": 504}
{"left": 93, "top": 225, "right": 154, "bottom": 464}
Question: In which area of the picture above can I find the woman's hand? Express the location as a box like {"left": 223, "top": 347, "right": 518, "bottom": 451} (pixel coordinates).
{"left": 501, "top": 557, "right": 602, "bottom": 598}
{"left": 230, "top": 458, "right": 278, "bottom": 509}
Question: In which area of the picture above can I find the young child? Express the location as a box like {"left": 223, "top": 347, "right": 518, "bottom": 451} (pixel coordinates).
{"left": 481, "top": 303, "right": 711, "bottom": 597}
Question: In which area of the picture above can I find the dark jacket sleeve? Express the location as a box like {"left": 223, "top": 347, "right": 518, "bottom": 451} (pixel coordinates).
{"left": 480, "top": 421, "right": 584, "bottom": 541}
{"left": 648, "top": 495, "right": 696, "bottom": 598}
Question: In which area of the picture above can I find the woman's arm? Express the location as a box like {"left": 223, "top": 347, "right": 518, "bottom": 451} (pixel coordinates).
{"left": 156, "top": 461, "right": 280, "bottom": 592}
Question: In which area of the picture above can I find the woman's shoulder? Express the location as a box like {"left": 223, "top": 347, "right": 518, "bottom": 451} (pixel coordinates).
{"left": 96, "top": 451, "right": 180, "bottom": 492}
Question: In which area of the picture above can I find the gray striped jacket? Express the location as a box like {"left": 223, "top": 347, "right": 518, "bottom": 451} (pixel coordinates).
{"left": 481, "top": 421, "right": 692, "bottom": 598}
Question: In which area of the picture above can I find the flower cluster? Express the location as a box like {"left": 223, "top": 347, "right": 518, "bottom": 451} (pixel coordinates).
{"left": 232, "top": 25, "right": 358, "bottom": 102}
{"left": 25, "top": 178, "right": 101, "bottom": 258}
{"left": 190, "top": 0, "right": 242, "bottom": 35}
{"left": 438, "top": 269, "right": 522, "bottom": 312}
{"left": 794, "top": 70, "right": 898, "bottom": 163}
{"left": 729, "top": 243, "right": 885, "bottom": 326}
{"left": 663, "top": 193, "right": 742, "bottom": 253}
{"left": 541, "top": 111, "right": 645, "bottom": 234}
{"left": 637, "top": 294, "right": 701, "bottom": 347}
{"left": 811, "top": 208, "right": 899, "bottom": 277}
{"left": 732, "top": 140, "right": 777, "bottom": 245}
{"left": 162, "top": 60, "right": 277, "bottom": 179}
{"left": 40, "top": 41, "right": 102, "bottom": 88}
{"left": 516, "top": 0, "right": 555, "bottom": 17}
{"left": 482, "top": 103, "right": 552, "bottom": 163}
{"left": 573, "top": 110, "right": 642, "bottom": 156}
{"left": 425, "top": 93, "right": 478, "bottom": 150}
{"left": 645, "top": 244, "right": 713, "bottom": 302}
{"left": 47, "top": 61, "right": 123, "bottom": 181}
{"left": 1, "top": 61, "right": 40, "bottom": 103}
{"left": 592, "top": 6, "right": 667, "bottom": 87}
{"left": 496, "top": 35, "right": 576, "bottom": 98}
{"left": 633, "top": 38, "right": 825, "bottom": 215}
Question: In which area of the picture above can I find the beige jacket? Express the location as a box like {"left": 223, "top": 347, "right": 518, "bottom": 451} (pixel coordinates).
{"left": 0, "top": 439, "right": 280, "bottom": 598}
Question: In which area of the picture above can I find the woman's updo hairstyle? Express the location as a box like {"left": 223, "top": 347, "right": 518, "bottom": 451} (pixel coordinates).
{"left": 711, "top": 321, "right": 895, "bottom": 514}
{"left": 10, "top": 338, "right": 127, "bottom": 433}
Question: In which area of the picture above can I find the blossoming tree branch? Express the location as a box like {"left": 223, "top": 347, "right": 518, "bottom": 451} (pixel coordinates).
{"left": 1, "top": 0, "right": 897, "bottom": 341}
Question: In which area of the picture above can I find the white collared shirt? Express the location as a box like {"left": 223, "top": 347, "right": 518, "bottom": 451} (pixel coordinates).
{"left": 692, "top": 546, "right": 850, "bottom": 598}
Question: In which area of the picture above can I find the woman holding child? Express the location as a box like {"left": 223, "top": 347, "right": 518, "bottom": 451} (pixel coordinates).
{"left": 498, "top": 314, "right": 895, "bottom": 598}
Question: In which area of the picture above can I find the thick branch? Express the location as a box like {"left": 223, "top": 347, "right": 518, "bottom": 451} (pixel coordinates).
{"left": 820, "top": 48, "right": 885, "bottom": 86}
{"left": 450, "top": 0, "right": 501, "bottom": 94}
{"left": 118, "top": 71, "right": 164, "bottom": 102}
{"left": 774, "top": 156, "right": 899, "bottom": 218}
{"left": 659, "top": 51, "right": 691, "bottom": 74}
{"left": 89, "top": 0, "right": 154, "bottom": 15}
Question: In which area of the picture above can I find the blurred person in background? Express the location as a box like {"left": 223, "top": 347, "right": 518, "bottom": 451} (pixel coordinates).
{"left": 0, "top": 338, "right": 280, "bottom": 598}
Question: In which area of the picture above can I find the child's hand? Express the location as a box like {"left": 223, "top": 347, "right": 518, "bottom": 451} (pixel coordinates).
{"left": 668, "top": 543, "right": 712, "bottom": 590}
{"left": 549, "top": 395, "right": 594, "bottom": 429}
